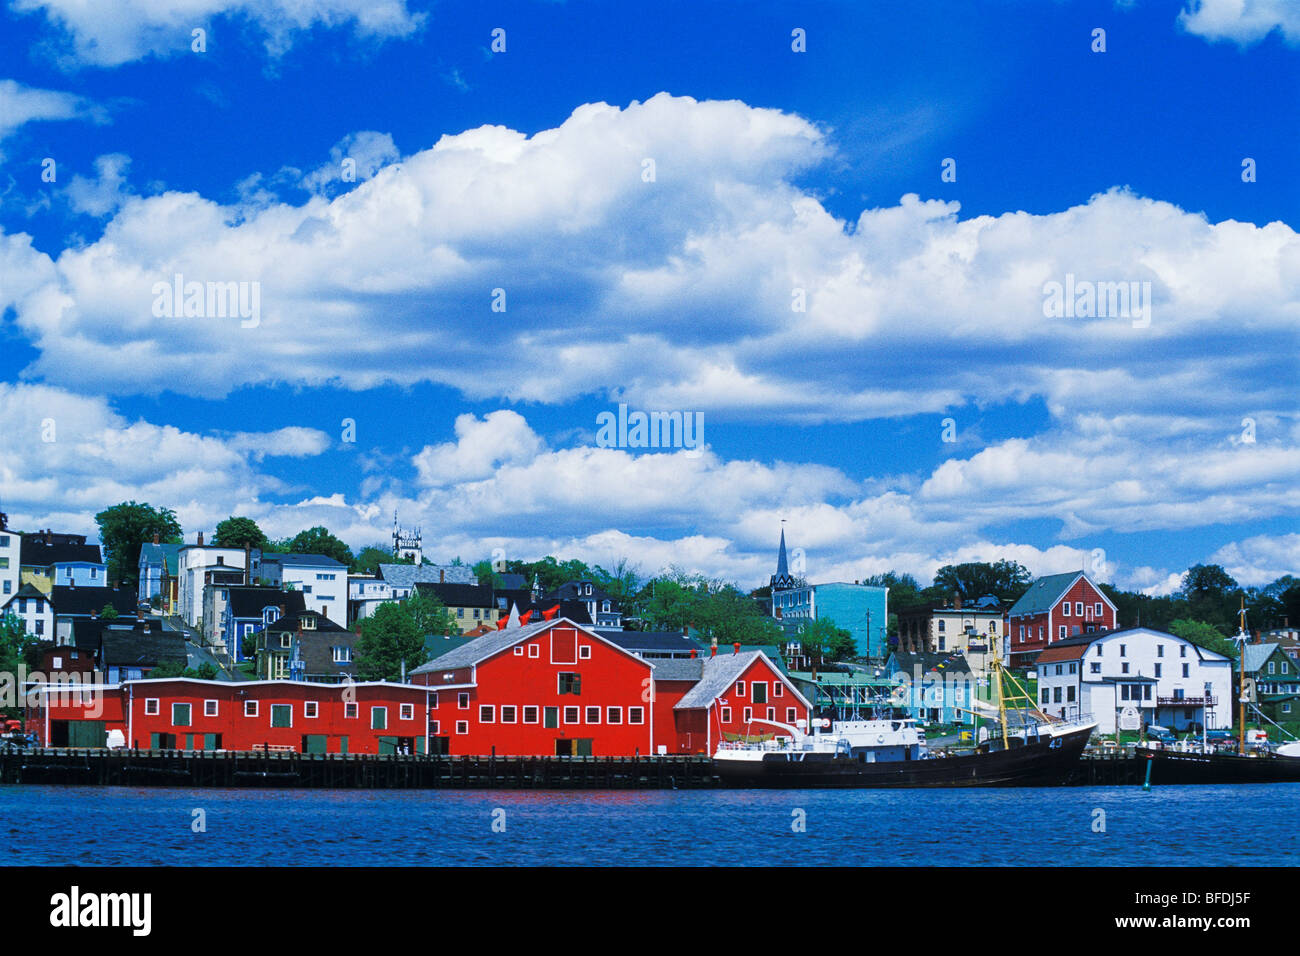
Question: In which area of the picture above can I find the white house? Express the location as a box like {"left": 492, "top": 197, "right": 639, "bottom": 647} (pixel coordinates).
{"left": 1036, "top": 626, "right": 1232, "bottom": 733}
{"left": 1, "top": 584, "right": 53, "bottom": 640}
{"left": 260, "top": 553, "right": 347, "bottom": 619}
{"left": 0, "top": 513, "right": 20, "bottom": 602}
{"left": 177, "top": 536, "right": 256, "bottom": 627}
{"left": 347, "top": 574, "right": 394, "bottom": 624}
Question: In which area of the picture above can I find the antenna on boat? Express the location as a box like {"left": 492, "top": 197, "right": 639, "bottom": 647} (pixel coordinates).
{"left": 1235, "top": 597, "right": 1249, "bottom": 754}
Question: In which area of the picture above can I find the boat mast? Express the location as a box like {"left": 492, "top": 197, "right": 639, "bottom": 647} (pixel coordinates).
{"left": 993, "top": 640, "right": 1009, "bottom": 750}
{"left": 1237, "top": 597, "right": 1247, "bottom": 754}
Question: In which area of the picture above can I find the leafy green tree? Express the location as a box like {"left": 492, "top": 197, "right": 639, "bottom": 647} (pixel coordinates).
{"left": 406, "top": 589, "right": 459, "bottom": 638}
{"left": 797, "top": 617, "right": 856, "bottom": 663}
{"left": 472, "top": 559, "right": 505, "bottom": 589}
{"left": 100, "top": 604, "right": 119, "bottom": 620}
{"left": 863, "top": 571, "right": 923, "bottom": 607}
{"left": 1168, "top": 619, "right": 1239, "bottom": 660}
{"left": 213, "top": 516, "right": 269, "bottom": 551}
{"left": 285, "top": 526, "right": 354, "bottom": 567}
{"left": 94, "top": 501, "right": 183, "bottom": 588}
{"left": 353, "top": 546, "right": 398, "bottom": 575}
{"left": 931, "top": 560, "right": 1032, "bottom": 604}
{"left": 355, "top": 603, "right": 428, "bottom": 681}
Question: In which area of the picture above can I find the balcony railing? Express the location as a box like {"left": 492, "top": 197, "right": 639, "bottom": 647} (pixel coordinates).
{"left": 1156, "top": 696, "right": 1216, "bottom": 707}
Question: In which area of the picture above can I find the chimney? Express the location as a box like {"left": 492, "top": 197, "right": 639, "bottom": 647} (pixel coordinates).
{"left": 152, "top": 532, "right": 160, "bottom": 545}
{"left": 197, "top": 531, "right": 204, "bottom": 546}
{"left": 733, "top": 642, "right": 740, "bottom": 655}
{"left": 682, "top": 625, "right": 689, "bottom": 636}
{"left": 440, "top": 569, "right": 445, "bottom": 583}
{"left": 954, "top": 592, "right": 962, "bottom": 610}
{"left": 244, "top": 542, "right": 251, "bottom": 586}
{"left": 689, "top": 648, "right": 697, "bottom": 659}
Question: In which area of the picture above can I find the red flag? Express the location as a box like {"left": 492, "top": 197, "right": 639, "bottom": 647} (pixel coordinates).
{"left": 541, "top": 604, "right": 560, "bottom": 621}
{"left": 496, "top": 616, "right": 509, "bottom": 630}
{"left": 519, "top": 609, "right": 533, "bottom": 625}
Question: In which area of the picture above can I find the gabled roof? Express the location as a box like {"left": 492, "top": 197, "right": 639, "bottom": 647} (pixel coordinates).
{"left": 1008, "top": 571, "right": 1113, "bottom": 617}
{"left": 1, "top": 583, "right": 47, "bottom": 609}
{"left": 497, "top": 573, "right": 526, "bottom": 590}
{"left": 412, "top": 617, "right": 647, "bottom": 675}
{"left": 262, "top": 552, "right": 347, "bottom": 569}
{"left": 674, "top": 650, "right": 808, "bottom": 710}
{"left": 888, "top": 650, "right": 973, "bottom": 676}
{"left": 378, "top": 563, "right": 476, "bottom": 589}
{"left": 21, "top": 540, "right": 103, "bottom": 568}
{"left": 226, "top": 586, "right": 305, "bottom": 620}
{"left": 139, "top": 542, "right": 182, "bottom": 573}
{"left": 50, "top": 586, "right": 137, "bottom": 618}
{"left": 1242, "top": 642, "right": 1283, "bottom": 675}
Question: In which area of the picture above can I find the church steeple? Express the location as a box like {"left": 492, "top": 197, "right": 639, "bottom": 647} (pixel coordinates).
{"left": 776, "top": 528, "right": 789, "bottom": 580}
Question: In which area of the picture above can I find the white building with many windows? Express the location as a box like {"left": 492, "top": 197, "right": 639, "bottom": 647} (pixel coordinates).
{"left": 260, "top": 553, "right": 347, "bottom": 619}
{"left": 0, "top": 513, "right": 19, "bottom": 603}
{"left": 1035, "top": 626, "right": 1232, "bottom": 733}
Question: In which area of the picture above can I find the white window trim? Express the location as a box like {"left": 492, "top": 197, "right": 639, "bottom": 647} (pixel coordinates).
{"left": 399, "top": 703, "right": 414, "bottom": 720}
{"left": 563, "top": 706, "right": 580, "bottom": 724}
{"left": 501, "top": 706, "right": 517, "bottom": 724}
{"left": 480, "top": 705, "right": 495, "bottom": 723}
{"left": 523, "top": 706, "right": 539, "bottom": 724}
{"left": 145, "top": 698, "right": 160, "bottom": 716}
{"left": 629, "top": 707, "right": 645, "bottom": 725}
{"left": 305, "top": 701, "right": 318, "bottom": 719}
{"left": 371, "top": 706, "right": 388, "bottom": 730}
{"left": 204, "top": 700, "right": 218, "bottom": 717}
{"left": 585, "top": 706, "right": 601, "bottom": 724}
{"left": 606, "top": 706, "right": 623, "bottom": 724}
{"left": 244, "top": 700, "right": 258, "bottom": 717}
{"left": 528, "top": 644, "right": 539, "bottom": 658}
{"left": 271, "top": 703, "right": 294, "bottom": 729}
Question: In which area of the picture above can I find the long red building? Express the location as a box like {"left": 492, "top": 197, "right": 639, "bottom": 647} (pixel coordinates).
{"left": 27, "top": 618, "right": 810, "bottom": 756}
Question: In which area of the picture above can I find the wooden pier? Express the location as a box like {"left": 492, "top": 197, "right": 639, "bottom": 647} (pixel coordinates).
{"left": 0, "top": 748, "right": 722, "bottom": 790}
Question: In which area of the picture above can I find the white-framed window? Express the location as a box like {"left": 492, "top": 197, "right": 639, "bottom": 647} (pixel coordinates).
{"left": 1075, "top": 602, "right": 1083, "bottom": 616}
{"left": 244, "top": 700, "right": 258, "bottom": 717}
{"left": 766, "top": 707, "right": 775, "bottom": 721}
{"left": 528, "top": 644, "right": 539, "bottom": 658}
{"left": 606, "top": 706, "right": 622, "bottom": 724}
{"left": 735, "top": 681, "right": 746, "bottom": 697}
{"left": 786, "top": 707, "right": 797, "bottom": 723}
{"left": 586, "top": 706, "right": 600, "bottom": 723}
{"left": 271, "top": 704, "right": 292, "bottom": 728}
{"left": 501, "top": 705, "right": 517, "bottom": 724}
{"left": 721, "top": 706, "right": 732, "bottom": 722}
{"left": 144, "top": 698, "right": 160, "bottom": 716}
{"left": 400, "top": 703, "right": 414, "bottom": 720}
{"left": 344, "top": 702, "right": 358, "bottom": 719}
{"left": 455, "top": 720, "right": 468, "bottom": 735}
{"left": 172, "top": 703, "right": 191, "bottom": 727}
{"left": 305, "top": 701, "right": 318, "bottom": 719}
{"left": 514, "top": 646, "right": 524, "bottom": 656}
{"left": 1058, "top": 625, "right": 1066, "bottom": 639}
{"left": 743, "top": 707, "right": 753, "bottom": 723}
{"left": 579, "top": 645, "right": 591, "bottom": 659}
{"left": 458, "top": 692, "right": 470, "bottom": 710}
{"left": 1062, "top": 603, "right": 1071, "bottom": 617}
{"left": 564, "top": 706, "right": 580, "bottom": 724}
{"left": 629, "top": 707, "right": 644, "bottom": 724}
{"left": 523, "top": 706, "right": 539, "bottom": 724}
{"left": 371, "top": 706, "right": 387, "bottom": 730}
{"left": 204, "top": 699, "right": 218, "bottom": 717}
{"left": 480, "top": 705, "right": 495, "bottom": 723}
{"left": 332, "top": 646, "right": 350, "bottom": 663}
{"left": 430, "top": 692, "right": 439, "bottom": 708}
{"left": 773, "top": 682, "right": 784, "bottom": 698}
{"left": 1094, "top": 602, "right": 1103, "bottom": 617}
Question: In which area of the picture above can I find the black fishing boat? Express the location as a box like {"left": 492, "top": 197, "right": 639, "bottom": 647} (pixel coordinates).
{"left": 1137, "top": 746, "right": 1300, "bottom": 785}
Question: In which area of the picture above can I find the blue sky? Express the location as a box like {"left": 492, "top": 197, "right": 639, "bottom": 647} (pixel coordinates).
{"left": 0, "top": 0, "right": 1297, "bottom": 594}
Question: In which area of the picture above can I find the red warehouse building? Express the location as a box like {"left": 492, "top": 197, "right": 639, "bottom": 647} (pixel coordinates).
{"left": 1006, "top": 571, "right": 1118, "bottom": 668}
{"left": 411, "top": 618, "right": 810, "bottom": 756}
{"left": 28, "top": 678, "right": 433, "bottom": 754}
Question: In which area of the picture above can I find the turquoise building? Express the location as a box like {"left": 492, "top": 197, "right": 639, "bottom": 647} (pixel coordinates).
{"left": 769, "top": 531, "right": 890, "bottom": 659}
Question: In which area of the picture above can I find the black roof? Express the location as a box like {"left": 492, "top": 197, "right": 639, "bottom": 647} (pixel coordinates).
{"left": 415, "top": 582, "right": 496, "bottom": 609}
{"left": 227, "top": 586, "right": 305, "bottom": 619}
{"left": 261, "top": 630, "right": 358, "bottom": 680}
{"left": 51, "top": 586, "right": 137, "bottom": 618}
{"left": 548, "top": 580, "right": 618, "bottom": 605}
{"left": 21, "top": 540, "right": 102, "bottom": 568}
{"left": 497, "top": 573, "right": 526, "bottom": 590}
{"left": 100, "top": 628, "right": 188, "bottom": 669}
{"left": 262, "top": 608, "right": 349, "bottom": 634}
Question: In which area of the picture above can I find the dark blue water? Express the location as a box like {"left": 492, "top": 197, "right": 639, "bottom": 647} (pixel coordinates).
{"left": 2, "top": 785, "right": 1296, "bottom": 866}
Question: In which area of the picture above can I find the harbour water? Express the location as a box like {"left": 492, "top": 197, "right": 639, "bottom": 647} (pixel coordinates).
{"left": 3, "top": 784, "right": 1296, "bottom": 866}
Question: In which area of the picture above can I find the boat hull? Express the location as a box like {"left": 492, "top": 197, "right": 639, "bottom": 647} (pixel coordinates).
{"left": 714, "top": 726, "right": 1093, "bottom": 789}
{"left": 1141, "top": 749, "right": 1300, "bottom": 785}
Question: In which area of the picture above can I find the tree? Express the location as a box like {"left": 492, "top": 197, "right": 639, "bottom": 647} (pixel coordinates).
{"left": 472, "top": 559, "right": 505, "bottom": 589}
{"left": 931, "top": 560, "right": 1032, "bottom": 604}
{"left": 353, "top": 546, "right": 398, "bottom": 575}
{"left": 94, "top": 501, "right": 183, "bottom": 588}
{"left": 354, "top": 603, "right": 428, "bottom": 681}
{"left": 213, "top": 516, "right": 269, "bottom": 551}
{"left": 797, "top": 618, "right": 856, "bottom": 663}
{"left": 405, "top": 589, "right": 459, "bottom": 638}
{"left": 1168, "top": 619, "right": 1239, "bottom": 661}
{"left": 148, "top": 661, "right": 219, "bottom": 680}
{"left": 100, "top": 604, "right": 119, "bottom": 620}
{"left": 285, "top": 526, "right": 354, "bottom": 567}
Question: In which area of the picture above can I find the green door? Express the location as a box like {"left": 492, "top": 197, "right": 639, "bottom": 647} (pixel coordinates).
{"left": 302, "top": 734, "right": 328, "bottom": 754}
{"left": 68, "top": 720, "right": 106, "bottom": 748}
{"left": 378, "top": 736, "right": 398, "bottom": 755}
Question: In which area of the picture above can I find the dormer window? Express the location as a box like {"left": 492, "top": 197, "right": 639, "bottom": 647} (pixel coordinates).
{"left": 301, "top": 616, "right": 316, "bottom": 630}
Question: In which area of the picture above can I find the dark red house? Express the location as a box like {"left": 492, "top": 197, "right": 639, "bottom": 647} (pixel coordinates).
{"left": 1006, "top": 571, "right": 1118, "bottom": 668}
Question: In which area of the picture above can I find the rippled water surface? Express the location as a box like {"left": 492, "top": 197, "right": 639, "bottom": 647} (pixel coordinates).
{"left": 2, "top": 784, "right": 1296, "bottom": 866}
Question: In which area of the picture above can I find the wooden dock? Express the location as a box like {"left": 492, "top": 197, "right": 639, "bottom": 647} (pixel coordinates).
{"left": 0, "top": 748, "right": 722, "bottom": 790}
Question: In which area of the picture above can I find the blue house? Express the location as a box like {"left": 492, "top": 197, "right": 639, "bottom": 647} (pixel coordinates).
{"left": 138, "top": 540, "right": 181, "bottom": 607}
{"left": 767, "top": 531, "right": 889, "bottom": 658}
{"left": 884, "top": 650, "right": 976, "bottom": 725}
{"left": 222, "top": 586, "right": 306, "bottom": 663}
